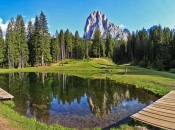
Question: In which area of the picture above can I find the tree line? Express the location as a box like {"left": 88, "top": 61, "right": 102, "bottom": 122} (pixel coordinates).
{"left": 0, "top": 11, "right": 175, "bottom": 70}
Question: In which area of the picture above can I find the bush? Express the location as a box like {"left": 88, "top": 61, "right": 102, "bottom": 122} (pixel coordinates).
{"left": 169, "top": 68, "right": 175, "bottom": 73}
{"left": 147, "top": 62, "right": 153, "bottom": 69}
{"left": 154, "top": 58, "right": 164, "bottom": 71}
{"left": 139, "top": 56, "right": 148, "bottom": 68}
{"left": 170, "top": 60, "right": 175, "bottom": 68}
{"left": 130, "top": 61, "right": 136, "bottom": 66}
{"left": 2, "top": 100, "right": 15, "bottom": 108}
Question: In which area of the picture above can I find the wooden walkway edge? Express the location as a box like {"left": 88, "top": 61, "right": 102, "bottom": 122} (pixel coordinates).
{"left": 131, "top": 91, "right": 175, "bottom": 130}
{"left": 0, "top": 88, "right": 14, "bottom": 100}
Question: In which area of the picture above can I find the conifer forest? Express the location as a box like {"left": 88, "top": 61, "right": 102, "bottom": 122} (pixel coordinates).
{"left": 0, "top": 11, "right": 175, "bottom": 71}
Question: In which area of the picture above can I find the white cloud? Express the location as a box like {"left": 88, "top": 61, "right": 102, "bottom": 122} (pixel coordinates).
{"left": 119, "top": 24, "right": 125, "bottom": 28}
{"left": 0, "top": 18, "right": 9, "bottom": 32}
{"left": 31, "top": 18, "right": 35, "bottom": 24}
{"left": 22, "top": 15, "right": 26, "bottom": 18}
{"left": 0, "top": 18, "right": 9, "bottom": 38}
{"left": 25, "top": 17, "right": 35, "bottom": 29}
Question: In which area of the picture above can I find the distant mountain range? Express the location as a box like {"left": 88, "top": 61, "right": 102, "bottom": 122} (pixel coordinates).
{"left": 83, "top": 11, "right": 129, "bottom": 40}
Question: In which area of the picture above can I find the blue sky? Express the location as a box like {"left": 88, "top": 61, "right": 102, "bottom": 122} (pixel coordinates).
{"left": 1, "top": 0, "right": 175, "bottom": 37}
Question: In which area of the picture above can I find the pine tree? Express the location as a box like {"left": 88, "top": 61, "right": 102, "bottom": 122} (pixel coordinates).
{"left": 91, "top": 29, "right": 103, "bottom": 58}
{"left": 73, "top": 31, "right": 80, "bottom": 58}
{"left": 50, "top": 32, "right": 60, "bottom": 62}
{"left": 27, "top": 21, "right": 34, "bottom": 66}
{"left": 5, "top": 18, "right": 16, "bottom": 68}
{"left": 64, "top": 29, "right": 70, "bottom": 59}
{"left": 14, "top": 15, "right": 29, "bottom": 68}
{"left": 32, "top": 16, "right": 40, "bottom": 65}
{"left": 68, "top": 32, "right": 73, "bottom": 58}
{"left": 59, "top": 29, "right": 64, "bottom": 60}
{"left": 105, "top": 31, "right": 113, "bottom": 59}
{"left": 39, "top": 11, "right": 52, "bottom": 66}
{"left": 0, "top": 27, "right": 5, "bottom": 67}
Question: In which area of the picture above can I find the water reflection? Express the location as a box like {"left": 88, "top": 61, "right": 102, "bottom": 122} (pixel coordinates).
{"left": 0, "top": 73, "right": 159, "bottom": 129}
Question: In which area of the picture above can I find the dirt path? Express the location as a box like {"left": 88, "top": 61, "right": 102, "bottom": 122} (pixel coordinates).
{"left": 0, "top": 116, "right": 17, "bottom": 130}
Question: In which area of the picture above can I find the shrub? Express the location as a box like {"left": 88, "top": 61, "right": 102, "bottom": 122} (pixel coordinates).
{"left": 170, "top": 60, "right": 175, "bottom": 68}
{"left": 154, "top": 59, "right": 164, "bottom": 71}
{"left": 169, "top": 68, "right": 175, "bottom": 73}
{"left": 139, "top": 56, "right": 148, "bottom": 68}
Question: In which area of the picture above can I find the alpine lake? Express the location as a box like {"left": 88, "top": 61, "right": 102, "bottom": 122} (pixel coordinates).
{"left": 0, "top": 72, "right": 159, "bottom": 129}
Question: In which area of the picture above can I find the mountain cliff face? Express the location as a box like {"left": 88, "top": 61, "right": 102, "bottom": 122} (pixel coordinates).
{"left": 83, "top": 11, "right": 129, "bottom": 40}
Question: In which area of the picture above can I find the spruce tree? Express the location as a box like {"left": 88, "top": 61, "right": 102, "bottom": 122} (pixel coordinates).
{"left": 27, "top": 21, "right": 34, "bottom": 66}
{"left": 0, "top": 27, "right": 5, "bottom": 67}
{"left": 15, "top": 15, "right": 29, "bottom": 68}
{"left": 32, "top": 16, "right": 40, "bottom": 65}
{"left": 91, "top": 29, "right": 103, "bottom": 58}
{"left": 73, "top": 31, "right": 80, "bottom": 58}
{"left": 59, "top": 29, "right": 64, "bottom": 60}
{"left": 50, "top": 32, "right": 60, "bottom": 62}
{"left": 5, "top": 18, "right": 16, "bottom": 68}
{"left": 105, "top": 31, "right": 113, "bottom": 59}
{"left": 39, "top": 11, "right": 52, "bottom": 66}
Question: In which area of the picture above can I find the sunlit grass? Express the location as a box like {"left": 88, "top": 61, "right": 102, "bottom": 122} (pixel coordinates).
{"left": 0, "top": 101, "right": 77, "bottom": 130}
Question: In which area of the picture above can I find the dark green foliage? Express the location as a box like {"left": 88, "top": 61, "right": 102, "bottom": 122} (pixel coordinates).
{"left": 50, "top": 34, "right": 60, "bottom": 62}
{"left": 27, "top": 21, "right": 34, "bottom": 66}
{"left": 91, "top": 29, "right": 104, "bottom": 58}
{"left": 139, "top": 56, "right": 148, "bottom": 68}
{"left": 15, "top": 15, "right": 29, "bottom": 68}
{"left": 0, "top": 27, "right": 5, "bottom": 67}
{"left": 127, "top": 25, "right": 174, "bottom": 71}
{"left": 170, "top": 60, "right": 175, "bottom": 68}
{"left": 39, "top": 11, "right": 52, "bottom": 66}
{"left": 105, "top": 31, "right": 113, "bottom": 58}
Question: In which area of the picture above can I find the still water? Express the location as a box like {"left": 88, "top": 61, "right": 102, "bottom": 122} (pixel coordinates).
{"left": 0, "top": 73, "right": 159, "bottom": 129}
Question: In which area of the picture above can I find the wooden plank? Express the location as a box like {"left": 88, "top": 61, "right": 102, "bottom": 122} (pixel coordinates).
{"left": 150, "top": 104, "right": 175, "bottom": 111}
{"left": 142, "top": 108, "right": 175, "bottom": 118}
{"left": 155, "top": 100, "right": 175, "bottom": 106}
{"left": 0, "top": 88, "right": 14, "bottom": 100}
{"left": 138, "top": 111, "right": 175, "bottom": 123}
{"left": 157, "top": 98, "right": 175, "bottom": 103}
{"left": 131, "top": 113, "right": 175, "bottom": 130}
{"left": 131, "top": 91, "right": 175, "bottom": 130}
{"left": 145, "top": 106, "right": 175, "bottom": 115}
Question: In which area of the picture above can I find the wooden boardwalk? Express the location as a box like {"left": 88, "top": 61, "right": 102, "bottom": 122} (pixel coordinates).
{"left": 0, "top": 88, "right": 14, "bottom": 100}
{"left": 131, "top": 91, "right": 175, "bottom": 130}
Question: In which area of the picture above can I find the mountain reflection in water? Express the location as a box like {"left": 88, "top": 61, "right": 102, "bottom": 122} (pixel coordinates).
{"left": 0, "top": 73, "right": 159, "bottom": 129}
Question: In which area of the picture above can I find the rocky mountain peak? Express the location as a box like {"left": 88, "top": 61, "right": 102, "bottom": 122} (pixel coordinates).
{"left": 83, "top": 11, "right": 129, "bottom": 40}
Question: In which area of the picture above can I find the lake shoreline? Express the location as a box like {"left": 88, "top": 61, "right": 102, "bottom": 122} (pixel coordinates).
{"left": 0, "top": 58, "right": 175, "bottom": 130}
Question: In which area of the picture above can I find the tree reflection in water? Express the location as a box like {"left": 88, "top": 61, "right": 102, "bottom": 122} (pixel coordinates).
{"left": 0, "top": 73, "right": 159, "bottom": 129}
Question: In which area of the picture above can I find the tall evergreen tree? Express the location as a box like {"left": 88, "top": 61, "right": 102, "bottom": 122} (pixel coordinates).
{"left": 14, "top": 15, "right": 29, "bottom": 68}
{"left": 27, "top": 21, "right": 34, "bottom": 66}
{"left": 59, "top": 29, "right": 64, "bottom": 60}
{"left": 105, "top": 31, "right": 113, "bottom": 59}
{"left": 5, "top": 18, "right": 16, "bottom": 68}
{"left": 0, "top": 27, "right": 5, "bottom": 67}
{"left": 73, "top": 31, "right": 80, "bottom": 58}
{"left": 32, "top": 15, "right": 40, "bottom": 65}
{"left": 50, "top": 31, "right": 60, "bottom": 62}
{"left": 91, "top": 29, "right": 103, "bottom": 58}
{"left": 39, "top": 11, "right": 52, "bottom": 66}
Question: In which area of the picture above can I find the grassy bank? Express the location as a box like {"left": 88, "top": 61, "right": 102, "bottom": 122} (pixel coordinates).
{"left": 0, "top": 101, "right": 77, "bottom": 130}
